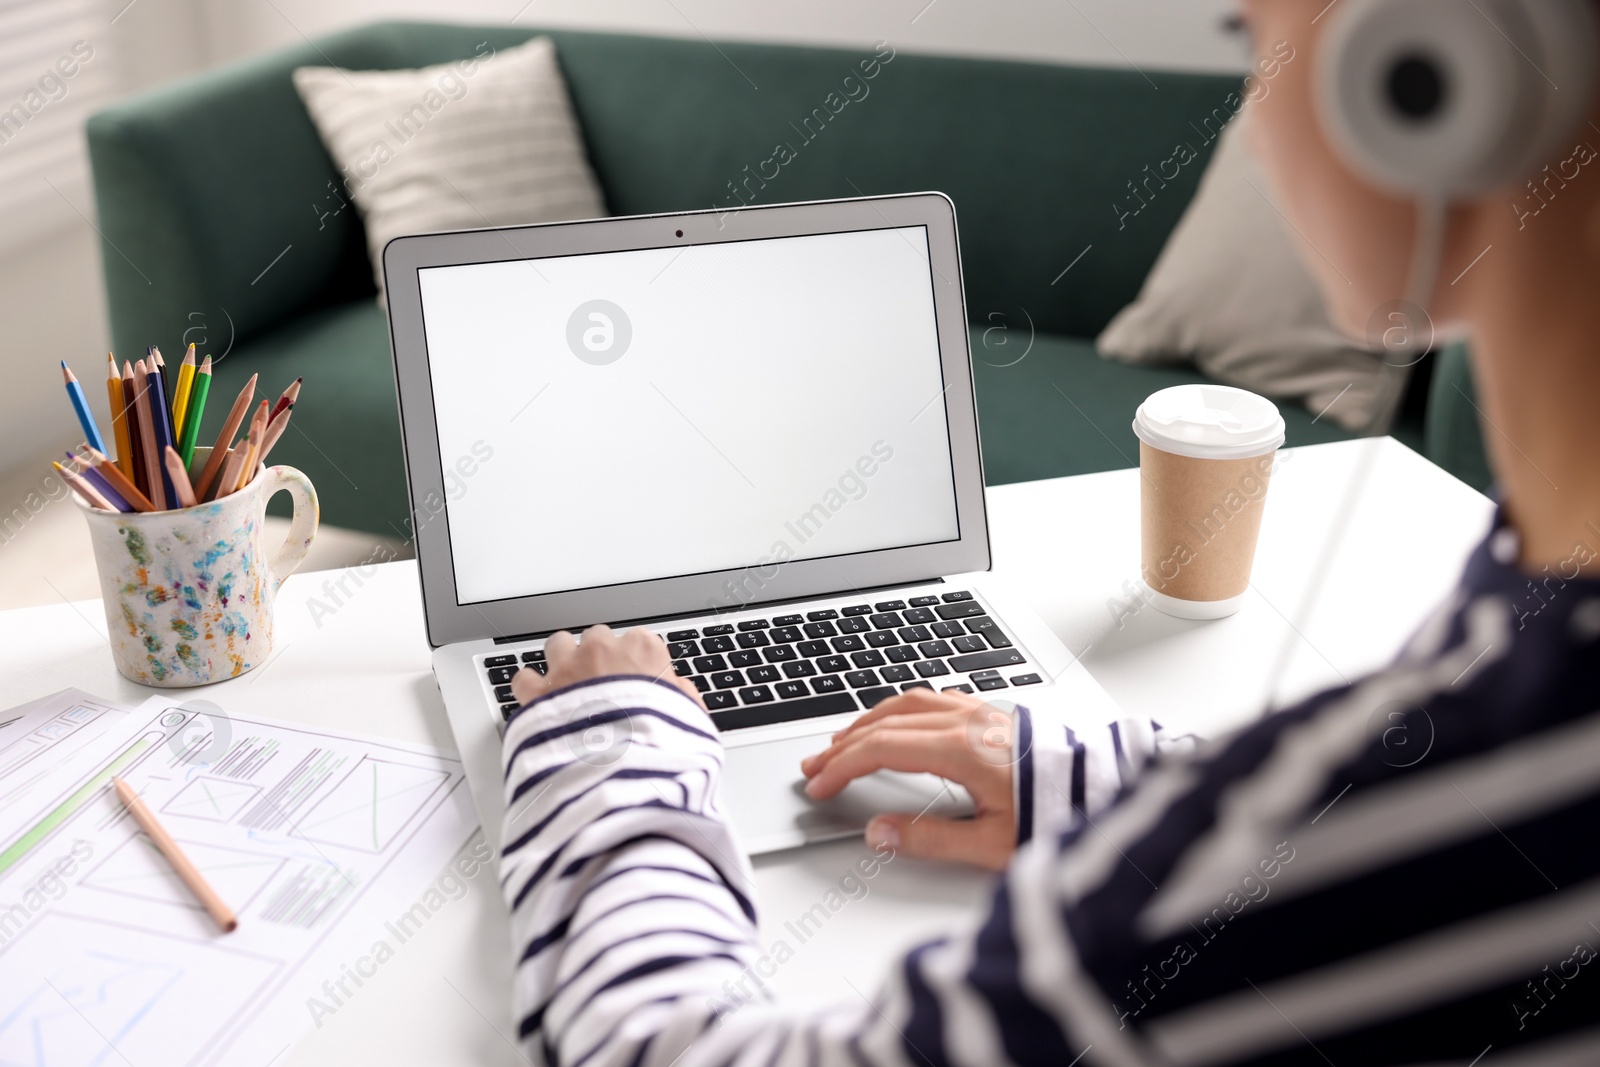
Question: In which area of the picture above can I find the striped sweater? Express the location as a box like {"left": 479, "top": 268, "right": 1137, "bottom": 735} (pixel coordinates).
{"left": 499, "top": 517, "right": 1600, "bottom": 1066}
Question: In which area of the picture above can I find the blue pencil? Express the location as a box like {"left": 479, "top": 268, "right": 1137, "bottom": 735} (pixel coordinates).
{"left": 146, "top": 364, "right": 179, "bottom": 509}
{"left": 61, "top": 361, "right": 108, "bottom": 455}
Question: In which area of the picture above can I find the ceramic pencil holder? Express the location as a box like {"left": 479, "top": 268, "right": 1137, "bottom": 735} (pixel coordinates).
{"left": 77, "top": 449, "right": 319, "bottom": 687}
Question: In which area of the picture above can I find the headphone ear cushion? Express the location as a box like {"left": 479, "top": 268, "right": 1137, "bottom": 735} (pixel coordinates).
{"left": 1316, "top": 0, "right": 1598, "bottom": 198}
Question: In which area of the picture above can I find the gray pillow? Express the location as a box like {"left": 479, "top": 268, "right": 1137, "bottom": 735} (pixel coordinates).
{"left": 1096, "top": 115, "right": 1401, "bottom": 433}
{"left": 294, "top": 37, "right": 607, "bottom": 302}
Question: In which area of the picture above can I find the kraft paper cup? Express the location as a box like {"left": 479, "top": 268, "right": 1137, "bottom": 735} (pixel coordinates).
{"left": 1133, "top": 385, "right": 1285, "bottom": 620}
{"left": 77, "top": 448, "right": 320, "bottom": 686}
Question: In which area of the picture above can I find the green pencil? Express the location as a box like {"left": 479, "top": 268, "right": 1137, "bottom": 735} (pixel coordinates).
{"left": 177, "top": 356, "right": 212, "bottom": 468}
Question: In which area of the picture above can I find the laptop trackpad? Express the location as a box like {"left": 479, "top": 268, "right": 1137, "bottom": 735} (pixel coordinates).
{"left": 725, "top": 733, "right": 974, "bottom": 853}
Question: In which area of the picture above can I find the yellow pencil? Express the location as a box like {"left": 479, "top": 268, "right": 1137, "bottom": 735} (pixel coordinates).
{"left": 171, "top": 343, "right": 197, "bottom": 439}
{"left": 106, "top": 353, "right": 133, "bottom": 481}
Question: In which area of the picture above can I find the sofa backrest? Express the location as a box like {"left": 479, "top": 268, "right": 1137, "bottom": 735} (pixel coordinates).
{"left": 88, "top": 21, "right": 1242, "bottom": 357}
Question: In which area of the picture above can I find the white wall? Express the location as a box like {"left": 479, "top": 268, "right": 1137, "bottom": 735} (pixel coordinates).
{"left": 0, "top": 0, "right": 1241, "bottom": 484}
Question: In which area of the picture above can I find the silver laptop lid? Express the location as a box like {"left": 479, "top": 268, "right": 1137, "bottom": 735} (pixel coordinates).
{"left": 384, "top": 193, "right": 989, "bottom": 648}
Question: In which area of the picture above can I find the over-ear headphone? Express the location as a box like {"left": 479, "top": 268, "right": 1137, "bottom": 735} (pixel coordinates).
{"left": 1317, "top": 0, "right": 1599, "bottom": 200}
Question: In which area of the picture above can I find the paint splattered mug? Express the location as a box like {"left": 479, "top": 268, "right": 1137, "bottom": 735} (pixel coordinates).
{"left": 78, "top": 453, "right": 319, "bottom": 686}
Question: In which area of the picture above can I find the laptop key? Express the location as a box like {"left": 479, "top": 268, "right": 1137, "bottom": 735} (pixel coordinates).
{"left": 865, "top": 630, "right": 899, "bottom": 648}
{"left": 880, "top": 664, "right": 914, "bottom": 683}
{"left": 737, "top": 619, "right": 770, "bottom": 631}
{"left": 529, "top": 661, "right": 548, "bottom": 675}
{"left": 948, "top": 649, "right": 1026, "bottom": 672}
{"left": 936, "top": 601, "right": 985, "bottom": 619}
{"left": 811, "top": 674, "right": 846, "bottom": 694}
{"left": 971, "top": 669, "right": 1000, "bottom": 679}
{"left": 909, "top": 595, "right": 940, "bottom": 607}
{"left": 729, "top": 650, "right": 761, "bottom": 668}
{"left": 747, "top": 665, "right": 780, "bottom": 683}
{"left": 712, "top": 671, "right": 745, "bottom": 689}
{"left": 817, "top": 655, "right": 849, "bottom": 674}
{"left": 702, "top": 635, "right": 735, "bottom": 653}
{"left": 736, "top": 631, "right": 770, "bottom": 648}
{"left": 773, "top": 614, "right": 804, "bottom": 626}
{"left": 771, "top": 626, "right": 802, "bottom": 643}
{"left": 915, "top": 659, "right": 950, "bottom": 678}
{"left": 783, "top": 660, "right": 817, "bottom": 678}
{"left": 837, "top": 617, "right": 870, "bottom": 634}
{"left": 704, "top": 623, "right": 735, "bottom": 635}
{"left": 803, "top": 621, "right": 837, "bottom": 638}
{"left": 941, "top": 590, "right": 974, "bottom": 602}
{"left": 693, "top": 654, "right": 728, "bottom": 673}
{"left": 966, "top": 616, "right": 999, "bottom": 632}
{"left": 930, "top": 621, "right": 964, "bottom": 639}
{"left": 874, "top": 600, "right": 906, "bottom": 611}
{"left": 667, "top": 640, "right": 699, "bottom": 658}
{"left": 902, "top": 607, "right": 936, "bottom": 625}
{"left": 918, "top": 640, "right": 954, "bottom": 659}
{"left": 501, "top": 703, "right": 520, "bottom": 720}
{"left": 984, "top": 630, "right": 1014, "bottom": 649}
{"left": 690, "top": 675, "right": 711, "bottom": 693}
{"left": 850, "top": 650, "right": 886, "bottom": 668}
{"left": 672, "top": 659, "right": 692, "bottom": 677}
{"left": 869, "top": 612, "right": 903, "bottom": 630}
{"left": 522, "top": 649, "right": 546, "bottom": 662}
{"left": 901, "top": 681, "right": 933, "bottom": 692}
{"left": 845, "top": 670, "right": 881, "bottom": 688}
{"left": 485, "top": 654, "right": 516, "bottom": 668}
{"left": 704, "top": 691, "right": 737, "bottom": 709}
{"left": 487, "top": 666, "right": 518, "bottom": 685}
{"left": 831, "top": 635, "right": 866, "bottom": 653}
{"left": 494, "top": 684, "right": 515, "bottom": 702}
{"left": 858, "top": 686, "right": 898, "bottom": 708}
{"left": 975, "top": 676, "right": 1008, "bottom": 691}
{"left": 943, "top": 684, "right": 975, "bottom": 694}
{"left": 775, "top": 681, "right": 809, "bottom": 700}
{"left": 763, "top": 645, "right": 798, "bottom": 663}
{"left": 952, "top": 635, "right": 987, "bottom": 654}
{"left": 841, "top": 604, "right": 873, "bottom": 616}
{"left": 1010, "top": 674, "right": 1043, "bottom": 686}
{"left": 806, "top": 609, "right": 839, "bottom": 621}
{"left": 667, "top": 629, "right": 699, "bottom": 641}
{"left": 739, "top": 685, "right": 775, "bottom": 704}
{"left": 711, "top": 691, "right": 857, "bottom": 731}
{"left": 798, "top": 640, "right": 830, "bottom": 658}
{"left": 885, "top": 646, "right": 920, "bottom": 663}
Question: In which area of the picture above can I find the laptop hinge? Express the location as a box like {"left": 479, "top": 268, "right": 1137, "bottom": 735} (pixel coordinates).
{"left": 491, "top": 577, "right": 947, "bottom": 645}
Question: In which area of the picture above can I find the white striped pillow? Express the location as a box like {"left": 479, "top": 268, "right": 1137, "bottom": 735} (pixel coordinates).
{"left": 293, "top": 36, "right": 607, "bottom": 302}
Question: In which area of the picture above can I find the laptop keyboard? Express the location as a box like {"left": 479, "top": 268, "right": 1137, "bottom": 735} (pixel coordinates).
{"left": 481, "top": 590, "right": 1040, "bottom": 731}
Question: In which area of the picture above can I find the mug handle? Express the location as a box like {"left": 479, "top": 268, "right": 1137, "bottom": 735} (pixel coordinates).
{"left": 260, "top": 465, "right": 320, "bottom": 593}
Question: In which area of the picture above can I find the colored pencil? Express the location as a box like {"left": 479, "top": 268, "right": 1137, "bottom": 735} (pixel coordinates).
{"left": 232, "top": 401, "right": 267, "bottom": 493}
{"left": 146, "top": 361, "right": 178, "bottom": 509}
{"left": 66, "top": 451, "right": 130, "bottom": 512}
{"left": 177, "top": 356, "right": 211, "bottom": 467}
{"left": 111, "top": 778, "right": 237, "bottom": 933}
{"left": 54, "top": 460, "right": 115, "bottom": 510}
{"left": 212, "top": 446, "right": 244, "bottom": 503}
{"left": 61, "top": 361, "right": 107, "bottom": 455}
{"left": 193, "top": 373, "right": 256, "bottom": 501}
{"left": 106, "top": 354, "right": 133, "bottom": 481}
{"left": 171, "top": 344, "right": 197, "bottom": 440}
{"left": 121, "top": 361, "right": 146, "bottom": 498}
{"left": 82, "top": 446, "right": 157, "bottom": 513}
{"left": 268, "top": 376, "right": 301, "bottom": 422}
{"left": 258, "top": 404, "right": 293, "bottom": 466}
{"left": 149, "top": 346, "right": 166, "bottom": 392}
{"left": 164, "top": 446, "right": 197, "bottom": 508}
{"left": 132, "top": 359, "right": 163, "bottom": 507}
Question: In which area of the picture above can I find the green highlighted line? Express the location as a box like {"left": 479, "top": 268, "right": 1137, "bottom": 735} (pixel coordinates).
{"left": 0, "top": 735, "right": 156, "bottom": 878}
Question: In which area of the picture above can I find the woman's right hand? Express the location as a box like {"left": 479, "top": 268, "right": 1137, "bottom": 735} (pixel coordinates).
{"left": 800, "top": 688, "right": 1020, "bottom": 871}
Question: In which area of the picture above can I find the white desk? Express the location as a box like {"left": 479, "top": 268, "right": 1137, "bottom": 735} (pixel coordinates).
{"left": 0, "top": 437, "right": 1493, "bottom": 1065}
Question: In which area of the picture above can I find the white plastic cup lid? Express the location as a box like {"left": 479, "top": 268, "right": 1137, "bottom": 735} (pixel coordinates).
{"left": 1133, "top": 384, "right": 1286, "bottom": 460}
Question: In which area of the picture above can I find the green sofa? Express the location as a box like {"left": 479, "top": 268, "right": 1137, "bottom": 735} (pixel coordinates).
{"left": 86, "top": 21, "right": 1491, "bottom": 537}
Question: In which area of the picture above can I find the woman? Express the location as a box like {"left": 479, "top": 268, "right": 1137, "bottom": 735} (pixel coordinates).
{"left": 503, "top": 2, "right": 1600, "bottom": 1062}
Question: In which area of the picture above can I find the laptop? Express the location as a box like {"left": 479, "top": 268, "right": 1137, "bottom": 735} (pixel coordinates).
{"left": 383, "top": 193, "right": 1125, "bottom": 856}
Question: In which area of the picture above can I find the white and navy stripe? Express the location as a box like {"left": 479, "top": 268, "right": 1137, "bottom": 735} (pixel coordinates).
{"left": 500, "top": 515, "right": 1600, "bottom": 1066}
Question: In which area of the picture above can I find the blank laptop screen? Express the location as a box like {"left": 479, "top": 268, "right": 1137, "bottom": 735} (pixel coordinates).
{"left": 419, "top": 226, "right": 962, "bottom": 606}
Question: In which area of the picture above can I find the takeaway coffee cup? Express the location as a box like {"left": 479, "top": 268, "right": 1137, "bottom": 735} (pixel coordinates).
{"left": 1133, "top": 385, "right": 1285, "bottom": 620}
